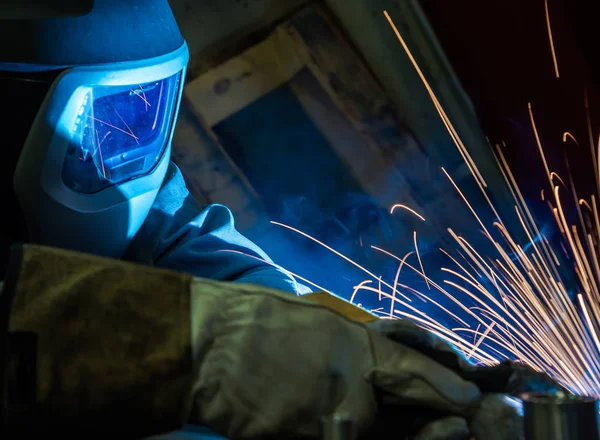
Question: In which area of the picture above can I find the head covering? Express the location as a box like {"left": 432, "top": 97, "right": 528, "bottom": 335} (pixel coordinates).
{"left": 0, "top": 0, "right": 189, "bottom": 270}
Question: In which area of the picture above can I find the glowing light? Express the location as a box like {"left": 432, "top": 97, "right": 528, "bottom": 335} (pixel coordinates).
{"left": 271, "top": 221, "right": 413, "bottom": 302}
{"left": 544, "top": 0, "right": 560, "bottom": 78}
{"left": 550, "top": 172, "right": 567, "bottom": 188}
{"left": 270, "top": 95, "right": 600, "bottom": 395}
{"left": 390, "top": 204, "right": 426, "bottom": 222}
{"left": 563, "top": 132, "right": 579, "bottom": 146}
{"left": 88, "top": 115, "right": 139, "bottom": 140}
{"left": 259, "top": 11, "right": 600, "bottom": 399}
{"left": 95, "top": 130, "right": 107, "bottom": 178}
{"left": 383, "top": 10, "right": 488, "bottom": 189}
{"left": 529, "top": 103, "right": 553, "bottom": 187}
{"left": 414, "top": 231, "right": 430, "bottom": 290}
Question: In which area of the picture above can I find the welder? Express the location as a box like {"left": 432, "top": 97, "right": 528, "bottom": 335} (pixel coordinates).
{"left": 0, "top": 0, "right": 302, "bottom": 295}
{"left": 0, "top": 1, "right": 554, "bottom": 439}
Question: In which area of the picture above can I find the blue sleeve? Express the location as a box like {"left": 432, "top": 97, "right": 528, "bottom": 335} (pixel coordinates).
{"left": 125, "top": 163, "right": 308, "bottom": 295}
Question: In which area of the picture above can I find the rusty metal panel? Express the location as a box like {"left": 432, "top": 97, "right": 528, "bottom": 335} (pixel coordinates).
{"left": 173, "top": 4, "right": 487, "bottom": 243}
{"left": 182, "top": 5, "right": 431, "bottom": 218}
{"left": 171, "top": 103, "right": 265, "bottom": 231}
{"left": 324, "top": 0, "right": 523, "bottom": 239}
{"left": 184, "top": 28, "right": 304, "bottom": 127}
{"left": 169, "top": 0, "right": 311, "bottom": 69}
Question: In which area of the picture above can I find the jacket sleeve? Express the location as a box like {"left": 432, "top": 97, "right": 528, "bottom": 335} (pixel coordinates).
{"left": 125, "top": 163, "right": 308, "bottom": 295}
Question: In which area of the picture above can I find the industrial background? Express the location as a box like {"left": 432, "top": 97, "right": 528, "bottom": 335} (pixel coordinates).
{"left": 166, "top": 0, "right": 599, "bottom": 311}
{"left": 3, "top": 2, "right": 600, "bottom": 438}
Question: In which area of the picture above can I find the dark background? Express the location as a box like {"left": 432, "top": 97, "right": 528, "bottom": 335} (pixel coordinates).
{"left": 419, "top": 0, "right": 600, "bottom": 207}
{"left": 206, "top": 0, "right": 600, "bottom": 316}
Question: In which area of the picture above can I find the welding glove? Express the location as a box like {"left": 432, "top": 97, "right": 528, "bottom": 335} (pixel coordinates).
{"left": 187, "top": 278, "right": 486, "bottom": 440}
{"left": 368, "top": 319, "right": 573, "bottom": 440}
{"left": 2, "top": 244, "right": 484, "bottom": 439}
{"left": 368, "top": 319, "right": 564, "bottom": 395}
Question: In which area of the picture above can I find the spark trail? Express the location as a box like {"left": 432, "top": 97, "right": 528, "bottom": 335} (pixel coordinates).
{"left": 270, "top": 9, "right": 598, "bottom": 397}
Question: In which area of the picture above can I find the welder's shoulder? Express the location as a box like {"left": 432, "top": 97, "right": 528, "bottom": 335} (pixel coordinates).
{"left": 146, "top": 426, "right": 228, "bottom": 440}
{"left": 150, "top": 163, "right": 306, "bottom": 294}
{"left": 157, "top": 162, "right": 232, "bottom": 228}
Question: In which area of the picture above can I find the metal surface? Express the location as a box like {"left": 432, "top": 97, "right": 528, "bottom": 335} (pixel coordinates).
{"left": 169, "top": 0, "right": 310, "bottom": 64}
{"left": 522, "top": 392, "right": 599, "bottom": 440}
{"left": 321, "top": 414, "right": 356, "bottom": 440}
{"left": 324, "top": 0, "right": 526, "bottom": 243}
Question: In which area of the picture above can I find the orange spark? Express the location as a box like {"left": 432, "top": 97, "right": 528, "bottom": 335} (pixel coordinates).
{"left": 563, "top": 132, "right": 579, "bottom": 146}
{"left": 414, "top": 231, "right": 430, "bottom": 290}
{"left": 383, "top": 10, "right": 488, "bottom": 188}
{"left": 544, "top": 0, "right": 560, "bottom": 78}
{"left": 390, "top": 204, "right": 426, "bottom": 222}
{"left": 271, "top": 221, "right": 412, "bottom": 302}
{"left": 550, "top": 172, "right": 567, "bottom": 188}
{"left": 528, "top": 103, "right": 553, "bottom": 187}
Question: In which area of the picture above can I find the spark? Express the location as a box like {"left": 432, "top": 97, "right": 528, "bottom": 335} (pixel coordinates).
{"left": 529, "top": 102, "right": 553, "bottom": 187}
{"left": 390, "top": 204, "right": 426, "bottom": 221}
{"left": 442, "top": 167, "right": 493, "bottom": 239}
{"left": 414, "top": 231, "right": 430, "bottom": 290}
{"left": 262, "top": 10, "right": 600, "bottom": 398}
{"left": 578, "top": 294, "right": 600, "bottom": 354}
{"left": 132, "top": 85, "right": 151, "bottom": 109}
{"left": 350, "top": 280, "right": 373, "bottom": 304}
{"left": 152, "top": 80, "right": 165, "bottom": 130}
{"left": 550, "top": 172, "right": 567, "bottom": 188}
{"left": 271, "top": 221, "right": 413, "bottom": 302}
{"left": 563, "top": 132, "right": 579, "bottom": 146}
{"left": 270, "top": 96, "right": 600, "bottom": 395}
{"left": 91, "top": 130, "right": 111, "bottom": 158}
{"left": 585, "top": 90, "right": 600, "bottom": 197}
{"left": 391, "top": 251, "right": 414, "bottom": 316}
{"left": 383, "top": 10, "right": 488, "bottom": 189}
{"left": 544, "top": 0, "right": 560, "bottom": 78}
{"left": 95, "top": 130, "right": 107, "bottom": 178}
{"left": 110, "top": 104, "right": 140, "bottom": 145}
{"left": 88, "top": 115, "right": 139, "bottom": 140}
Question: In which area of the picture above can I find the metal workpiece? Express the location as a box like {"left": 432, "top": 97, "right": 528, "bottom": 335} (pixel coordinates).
{"left": 321, "top": 414, "right": 356, "bottom": 440}
{"left": 521, "top": 392, "right": 599, "bottom": 440}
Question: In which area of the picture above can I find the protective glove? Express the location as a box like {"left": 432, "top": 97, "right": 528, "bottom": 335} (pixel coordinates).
{"left": 187, "top": 278, "right": 485, "bottom": 440}
{"left": 368, "top": 319, "right": 565, "bottom": 394}
{"left": 0, "top": 245, "right": 196, "bottom": 437}
{"left": 368, "top": 319, "right": 470, "bottom": 368}
{"left": 1, "top": 244, "right": 483, "bottom": 439}
{"left": 368, "top": 319, "right": 569, "bottom": 440}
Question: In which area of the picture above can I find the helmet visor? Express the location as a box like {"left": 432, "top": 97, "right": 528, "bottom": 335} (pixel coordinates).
{"left": 61, "top": 71, "right": 181, "bottom": 194}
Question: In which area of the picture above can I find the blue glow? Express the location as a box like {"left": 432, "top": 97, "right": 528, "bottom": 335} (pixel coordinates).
{"left": 62, "top": 72, "right": 180, "bottom": 193}
{"left": 504, "top": 396, "right": 524, "bottom": 416}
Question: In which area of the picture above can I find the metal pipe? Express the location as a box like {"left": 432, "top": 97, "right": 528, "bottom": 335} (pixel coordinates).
{"left": 522, "top": 392, "right": 599, "bottom": 440}
{"left": 321, "top": 414, "right": 355, "bottom": 440}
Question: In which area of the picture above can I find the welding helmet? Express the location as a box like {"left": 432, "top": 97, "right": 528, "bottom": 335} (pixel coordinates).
{"left": 0, "top": 0, "right": 188, "bottom": 260}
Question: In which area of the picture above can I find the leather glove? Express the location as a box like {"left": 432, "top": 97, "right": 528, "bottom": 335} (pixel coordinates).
{"left": 1, "top": 244, "right": 483, "bottom": 439}
{"left": 188, "top": 278, "right": 484, "bottom": 440}
{"left": 368, "top": 319, "right": 568, "bottom": 440}
{"left": 0, "top": 245, "right": 195, "bottom": 437}
{"left": 368, "top": 319, "right": 565, "bottom": 394}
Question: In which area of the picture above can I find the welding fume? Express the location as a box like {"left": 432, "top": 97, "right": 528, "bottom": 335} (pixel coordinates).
{"left": 0, "top": 0, "right": 577, "bottom": 439}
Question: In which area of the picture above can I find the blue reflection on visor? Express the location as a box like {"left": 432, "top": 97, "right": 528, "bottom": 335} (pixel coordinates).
{"left": 62, "top": 71, "right": 180, "bottom": 194}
